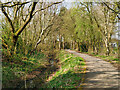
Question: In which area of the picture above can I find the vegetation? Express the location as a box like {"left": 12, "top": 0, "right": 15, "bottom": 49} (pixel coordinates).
{"left": 43, "top": 50, "right": 85, "bottom": 88}
{"left": 2, "top": 51, "right": 48, "bottom": 88}
{"left": 0, "top": 1, "right": 119, "bottom": 88}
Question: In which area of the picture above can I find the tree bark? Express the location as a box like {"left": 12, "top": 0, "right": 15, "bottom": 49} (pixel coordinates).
{"left": 62, "top": 36, "right": 65, "bottom": 49}
{"left": 53, "top": 39, "right": 56, "bottom": 49}
{"left": 73, "top": 41, "right": 75, "bottom": 50}
{"left": 59, "top": 34, "right": 62, "bottom": 50}
{"left": 70, "top": 41, "right": 73, "bottom": 50}
{"left": 77, "top": 42, "right": 80, "bottom": 51}
{"left": 105, "top": 38, "right": 110, "bottom": 56}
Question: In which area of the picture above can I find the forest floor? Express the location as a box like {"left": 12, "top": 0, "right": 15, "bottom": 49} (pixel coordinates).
{"left": 66, "top": 49, "right": 119, "bottom": 89}
{"left": 2, "top": 50, "right": 86, "bottom": 88}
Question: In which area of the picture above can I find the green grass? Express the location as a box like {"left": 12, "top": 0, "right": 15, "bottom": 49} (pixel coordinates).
{"left": 113, "top": 58, "right": 119, "bottom": 61}
{"left": 94, "top": 54, "right": 119, "bottom": 64}
{"left": 2, "top": 52, "right": 48, "bottom": 88}
{"left": 2, "top": 50, "right": 86, "bottom": 88}
{"left": 44, "top": 50, "right": 85, "bottom": 88}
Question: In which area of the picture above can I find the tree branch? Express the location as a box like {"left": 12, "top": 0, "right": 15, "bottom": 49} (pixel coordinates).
{"left": 0, "top": 38, "right": 8, "bottom": 49}
{"left": 13, "top": 4, "right": 18, "bottom": 21}
{"left": 32, "top": 1, "right": 63, "bottom": 16}
{"left": 103, "top": 2, "right": 118, "bottom": 14}
{"left": 30, "top": 23, "right": 53, "bottom": 54}
{"left": 36, "top": 23, "right": 53, "bottom": 46}
{"left": 1, "top": 5, "right": 15, "bottom": 33}
{"left": 1, "top": 2, "right": 30, "bottom": 7}
{"left": 0, "top": 2, "right": 12, "bottom": 5}
{"left": 15, "top": 2, "right": 37, "bottom": 36}
{"left": 103, "top": 2, "right": 120, "bottom": 20}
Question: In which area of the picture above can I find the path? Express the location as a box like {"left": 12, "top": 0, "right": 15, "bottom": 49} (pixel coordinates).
{"left": 66, "top": 50, "right": 119, "bottom": 89}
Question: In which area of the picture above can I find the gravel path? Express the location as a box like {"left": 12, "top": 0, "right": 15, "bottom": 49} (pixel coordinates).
{"left": 66, "top": 50, "right": 119, "bottom": 89}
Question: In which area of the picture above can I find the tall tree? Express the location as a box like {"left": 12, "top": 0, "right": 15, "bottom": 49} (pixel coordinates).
{"left": 0, "top": 1, "right": 62, "bottom": 57}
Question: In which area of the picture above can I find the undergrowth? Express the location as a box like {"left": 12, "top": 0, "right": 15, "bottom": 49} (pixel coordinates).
{"left": 2, "top": 51, "right": 48, "bottom": 88}
{"left": 44, "top": 50, "right": 85, "bottom": 88}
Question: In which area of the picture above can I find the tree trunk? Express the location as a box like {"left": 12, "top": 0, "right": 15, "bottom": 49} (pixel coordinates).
{"left": 53, "top": 39, "right": 56, "bottom": 49}
{"left": 59, "top": 34, "right": 62, "bottom": 50}
{"left": 9, "top": 35, "right": 19, "bottom": 56}
{"left": 93, "top": 45, "right": 95, "bottom": 53}
{"left": 77, "top": 42, "right": 80, "bottom": 51}
{"left": 95, "top": 46, "right": 98, "bottom": 55}
{"left": 70, "top": 41, "right": 73, "bottom": 50}
{"left": 75, "top": 41, "right": 77, "bottom": 50}
{"left": 118, "top": 41, "right": 120, "bottom": 63}
{"left": 105, "top": 38, "right": 110, "bottom": 56}
{"left": 73, "top": 41, "right": 75, "bottom": 50}
{"left": 63, "top": 37, "right": 65, "bottom": 49}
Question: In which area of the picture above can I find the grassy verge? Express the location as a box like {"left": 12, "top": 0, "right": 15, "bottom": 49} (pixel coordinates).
{"left": 44, "top": 50, "right": 85, "bottom": 88}
{"left": 95, "top": 55, "right": 119, "bottom": 62}
{"left": 88, "top": 53, "right": 119, "bottom": 63}
{"left": 94, "top": 54, "right": 119, "bottom": 68}
{"left": 2, "top": 52, "right": 49, "bottom": 88}
{"left": 83, "top": 52, "right": 119, "bottom": 68}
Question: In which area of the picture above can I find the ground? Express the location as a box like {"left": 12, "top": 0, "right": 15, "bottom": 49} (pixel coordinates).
{"left": 66, "top": 49, "right": 119, "bottom": 89}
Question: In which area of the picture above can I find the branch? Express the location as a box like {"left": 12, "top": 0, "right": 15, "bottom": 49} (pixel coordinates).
{"left": 1, "top": 5, "right": 15, "bottom": 33}
{"left": 1, "top": 2, "right": 30, "bottom": 7}
{"left": 13, "top": 4, "right": 18, "bottom": 21}
{"left": 30, "top": 23, "right": 53, "bottom": 54}
{"left": 117, "top": 14, "right": 120, "bottom": 20}
{"left": 24, "top": 4, "right": 32, "bottom": 21}
{"left": 15, "top": 2, "right": 37, "bottom": 36}
{"left": 0, "top": 2, "right": 12, "bottom": 5}
{"left": 80, "top": 2, "right": 91, "bottom": 13}
{"left": 103, "top": 2, "right": 118, "bottom": 14}
{"left": 0, "top": 38, "right": 8, "bottom": 49}
{"left": 13, "top": 2, "right": 27, "bottom": 22}
{"left": 103, "top": 2, "right": 120, "bottom": 20}
{"left": 93, "top": 15, "right": 106, "bottom": 37}
{"left": 35, "top": 23, "right": 53, "bottom": 48}
{"left": 32, "top": 1, "right": 63, "bottom": 16}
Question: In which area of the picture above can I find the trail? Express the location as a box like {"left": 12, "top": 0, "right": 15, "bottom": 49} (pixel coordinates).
{"left": 66, "top": 50, "right": 119, "bottom": 89}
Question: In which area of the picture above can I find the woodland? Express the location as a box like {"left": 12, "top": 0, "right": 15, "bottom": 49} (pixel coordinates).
{"left": 0, "top": 1, "right": 120, "bottom": 88}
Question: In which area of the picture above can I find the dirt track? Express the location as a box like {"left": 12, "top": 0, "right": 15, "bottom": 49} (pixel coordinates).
{"left": 66, "top": 50, "right": 119, "bottom": 89}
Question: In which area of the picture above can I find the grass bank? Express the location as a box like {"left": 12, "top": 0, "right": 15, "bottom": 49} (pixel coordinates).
{"left": 94, "top": 54, "right": 119, "bottom": 68}
{"left": 83, "top": 51, "right": 119, "bottom": 69}
{"left": 44, "top": 50, "right": 86, "bottom": 88}
{"left": 2, "top": 50, "right": 86, "bottom": 88}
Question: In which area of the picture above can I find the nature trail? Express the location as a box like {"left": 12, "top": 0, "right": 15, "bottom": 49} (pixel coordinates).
{"left": 66, "top": 50, "right": 119, "bottom": 89}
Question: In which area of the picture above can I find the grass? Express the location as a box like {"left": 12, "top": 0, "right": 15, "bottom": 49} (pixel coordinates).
{"left": 44, "top": 50, "right": 85, "bottom": 88}
{"left": 2, "top": 52, "right": 48, "bottom": 88}
{"left": 83, "top": 49, "right": 119, "bottom": 63}
{"left": 94, "top": 54, "right": 119, "bottom": 62}
{"left": 2, "top": 50, "right": 86, "bottom": 88}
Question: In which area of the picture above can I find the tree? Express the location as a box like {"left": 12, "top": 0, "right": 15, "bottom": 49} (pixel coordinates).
{"left": 92, "top": 3, "right": 117, "bottom": 56}
{"left": 0, "top": 1, "right": 62, "bottom": 57}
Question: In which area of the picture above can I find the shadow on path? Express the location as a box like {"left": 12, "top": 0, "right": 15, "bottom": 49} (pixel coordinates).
{"left": 66, "top": 50, "right": 119, "bottom": 89}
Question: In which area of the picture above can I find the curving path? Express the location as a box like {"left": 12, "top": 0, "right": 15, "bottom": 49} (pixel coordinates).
{"left": 66, "top": 50, "right": 119, "bottom": 89}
